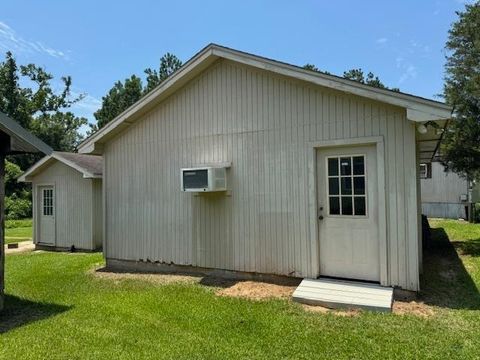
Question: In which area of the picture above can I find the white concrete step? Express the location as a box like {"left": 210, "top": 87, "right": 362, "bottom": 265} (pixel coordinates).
{"left": 292, "top": 278, "right": 393, "bottom": 312}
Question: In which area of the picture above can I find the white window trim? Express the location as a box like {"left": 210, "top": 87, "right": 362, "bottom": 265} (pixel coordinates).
{"left": 325, "top": 154, "right": 368, "bottom": 218}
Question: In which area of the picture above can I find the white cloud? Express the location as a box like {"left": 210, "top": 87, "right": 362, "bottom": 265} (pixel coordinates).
{"left": 376, "top": 37, "right": 388, "bottom": 44}
{"left": 0, "top": 20, "right": 69, "bottom": 60}
{"left": 70, "top": 93, "right": 101, "bottom": 121}
{"left": 395, "top": 56, "right": 418, "bottom": 84}
{"left": 69, "top": 92, "right": 102, "bottom": 136}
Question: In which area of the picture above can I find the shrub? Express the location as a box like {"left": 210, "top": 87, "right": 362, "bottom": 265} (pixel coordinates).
{"left": 5, "top": 194, "right": 32, "bottom": 220}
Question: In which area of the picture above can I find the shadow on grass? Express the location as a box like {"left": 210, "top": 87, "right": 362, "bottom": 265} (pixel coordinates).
{"left": 0, "top": 295, "right": 72, "bottom": 334}
{"left": 421, "top": 227, "right": 480, "bottom": 310}
{"left": 452, "top": 238, "right": 480, "bottom": 257}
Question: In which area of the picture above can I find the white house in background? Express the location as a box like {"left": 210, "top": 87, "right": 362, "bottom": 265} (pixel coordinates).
{"left": 420, "top": 160, "right": 469, "bottom": 219}
{"left": 19, "top": 152, "right": 103, "bottom": 251}
{"left": 78, "top": 44, "right": 452, "bottom": 292}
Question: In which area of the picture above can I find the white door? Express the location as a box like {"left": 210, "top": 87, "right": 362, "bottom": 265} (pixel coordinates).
{"left": 317, "top": 145, "right": 380, "bottom": 282}
{"left": 38, "top": 185, "right": 55, "bottom": 245}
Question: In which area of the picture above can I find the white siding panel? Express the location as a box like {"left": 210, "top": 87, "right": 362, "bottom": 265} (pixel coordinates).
{"left": 104, "top": 59, "right": 420, "bottom": 290}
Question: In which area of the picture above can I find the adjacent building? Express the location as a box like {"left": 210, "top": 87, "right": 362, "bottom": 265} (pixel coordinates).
{"left": 19, "top": 152, "right": 103, "bottom": 251}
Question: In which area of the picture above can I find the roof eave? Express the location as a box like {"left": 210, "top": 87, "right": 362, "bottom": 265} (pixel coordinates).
{"left": 0, "top": 112, "right": 53, "bottom": 155}
{"left": 18, "top": 152, "right": 103, "bottom": 181}
{"left": 78, "top": 46, "right": 219, "bottom": 154}
{"left": 78, "top": 44, "right": 453, "bottom": 154}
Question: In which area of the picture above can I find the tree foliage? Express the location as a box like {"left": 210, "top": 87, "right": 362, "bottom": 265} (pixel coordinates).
{"left": 93, "top": 75, "right": 143, "bottom": 130}
{"left": 93, "top": 53, "right": 182, "bottom": 131}
{"left": 144, "top": 53, "right": 183, "bottom": 94}
{"left": 343, "top": 68, "right": 400, "bottom": 91}
{"left": 441, "top": 2, "right": 480, "bottom": 179}
{"left": 0, "top": 51, "right": 87, "bottom": 218}
{"left": 4, "top": 160, "right": 32, "bottom": 219}
{"left": 0, "top": 51, "right": 87, "bottom": 151}
{"left": 303, "top": 64, "right": 399, "bottom": 91}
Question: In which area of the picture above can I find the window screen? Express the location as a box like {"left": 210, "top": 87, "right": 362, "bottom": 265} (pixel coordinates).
{"left": 327, "top": 155, "right": 367, "bottom": 216}
{"left": 43, "top": 189, "right": 54, "bottom": 216}
{"left": 183, "top": 169, "right": 208, "bottom": 190}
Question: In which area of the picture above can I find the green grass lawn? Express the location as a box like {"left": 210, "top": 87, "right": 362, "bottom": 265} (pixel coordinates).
{"left": 1, "top": 219, "right": 480, "bottom": 359}
{"left": 4, "top": 219, "right": 32, "bottom": 244}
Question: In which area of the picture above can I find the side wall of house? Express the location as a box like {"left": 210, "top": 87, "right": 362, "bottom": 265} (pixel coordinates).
{"left": 421, "top": 161, "right": 469, "bottom": 219}
{"left": 104, "top": 59, "right": 420, "bottom": 290}
{"left": 32, "top": 161, "right": 94, "bottom": 250}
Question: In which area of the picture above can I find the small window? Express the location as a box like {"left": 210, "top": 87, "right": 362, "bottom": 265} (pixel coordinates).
{"left": 327, "top": 155, "right": 367, "bottom": 216}
{"left": 419, "top": 163, "right": 431, "bottom": 179}
{"left": 43, "top": 189, "right": 54, "bottom": 216}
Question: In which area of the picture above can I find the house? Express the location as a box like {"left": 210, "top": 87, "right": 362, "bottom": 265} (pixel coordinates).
{"left": 420, "top": 159, "right": 473, "bottom": 219}
{"left": 19, "top": 152, "right": 103, "bottom": 251}
{"left": 78, "top": 44, "right": 452, "bottom": 293}
{"left": 0, "top": 111, "right": 52, "bottom": 311}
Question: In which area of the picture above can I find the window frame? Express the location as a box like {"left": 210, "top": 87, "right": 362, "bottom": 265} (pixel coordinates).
{"left": 325, "top": 154, "right": 368, "bottom": 218}
{"left": 42, "top": 188, "right": 54, "bottom": 217}
{"left": 419, "top": 163, "right": 431, "bottom": 179}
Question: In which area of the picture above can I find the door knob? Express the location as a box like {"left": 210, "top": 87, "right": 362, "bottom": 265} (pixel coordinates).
{"left": 318, "top": 215, "right": 324, "bottom": 220}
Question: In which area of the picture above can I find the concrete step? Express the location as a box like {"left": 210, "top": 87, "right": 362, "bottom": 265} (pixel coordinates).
{"left": 293, "top": 278, "right": 393, "bottom": 312}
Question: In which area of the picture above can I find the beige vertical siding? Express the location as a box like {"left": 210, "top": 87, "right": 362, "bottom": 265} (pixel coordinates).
{"left": 421, "top": 162, "right": 469, "bottom": 219}
{"left": 92, "top": 179, "right": 103, "bottom": 249}
{"left": 104, "top": 59, "right": 420, "bottom": 290}
{"left": 421, "top": 162, "right": 468, "bottom": 203}
{"left": 32, "top": 161, "right": 95, "bottom": 250}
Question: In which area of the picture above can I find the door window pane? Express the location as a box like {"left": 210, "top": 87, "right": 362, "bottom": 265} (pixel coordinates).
{"left": 329, "top": 196, "right": 340, "bottom": 215}
{"left": 353, "top": 156, "right": 365, "bottom": 175}
{"left": 326, "top": 154, "right": 367, "bottom": 216}
{"left": 43, "top": 189, "right": 53, "bottom": 216}
{"left": 353, "top": 177, "right": 365, "bottom": 195}
{"left": 341, "top": 197, "right": 353, "bottom": 215}
{"left": 341, "top": 177, "right": 352, "bottom": 195}
{"left": 354, "top": 197, "right": 366, "bottom": 216}
{"left": 328, "top": 178, "right": 339, "bottom": 195}
{"left": 340, "top": 157, "right": 351, "bottom": 175}
{"left": 328, "top": 158, "right": 338, "bottom": 176}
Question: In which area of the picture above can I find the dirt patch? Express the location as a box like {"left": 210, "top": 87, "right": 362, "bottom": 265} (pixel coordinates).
{"left": 5, "top": 241, "right": 34, "bottom": 254}
{"left": 91, "top": 268, "right": 200, "bottom": 285}
{"left": 216, "top": 280, "right": 297, "bottom": 300}
{"left": 90, "top": 269, "right": 434, "bottom": 317}
{"left": 392, "top": 300, "right": 435, "bottom": 317}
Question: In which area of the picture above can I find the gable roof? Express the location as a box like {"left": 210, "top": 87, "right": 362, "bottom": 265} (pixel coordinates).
{"left": 18, "top": 151, "right": 102, "bottom": 182}
{"left": 0, "top": 111, "right": 52, "bottom": 155}
{"left": 78, "top": 43, "right": 453, "bottom": 155}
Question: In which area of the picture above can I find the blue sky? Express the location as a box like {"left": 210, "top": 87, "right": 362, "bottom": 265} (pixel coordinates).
{"left": 0, "top": 0, "right": 472, "bottom": 127}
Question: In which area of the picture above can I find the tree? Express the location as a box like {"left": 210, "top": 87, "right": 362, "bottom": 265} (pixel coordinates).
{"left": 0, "top": 51, "right": 87, "bottom": 219}
{"left": 4, "top": 160, "right": 31, "bottom": 219}
{"left": 31, "top": 112, "right": 87, "bottom": 152}
{"left": 93, "top": 75, "right": 143, "bottom": 130}
{"left": 303, "top": 64, "right": 331, "bottom": 75}
{"left": 93, "top": 53, "right": 182, "bottom": 130}
{"left": 0, "top": 51, "right": 86, "bottom": 152}
{"left": 441, "top": 2, "right": 480, "bottom": 179}
{"left": 144, "top": 53, "right": 182, "bottom": 94}
{"left": 303, "top": 63, "right": 399, "bottom": 91}
{"left": 342, "top": 68, "right": 399, "bottom": 91}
